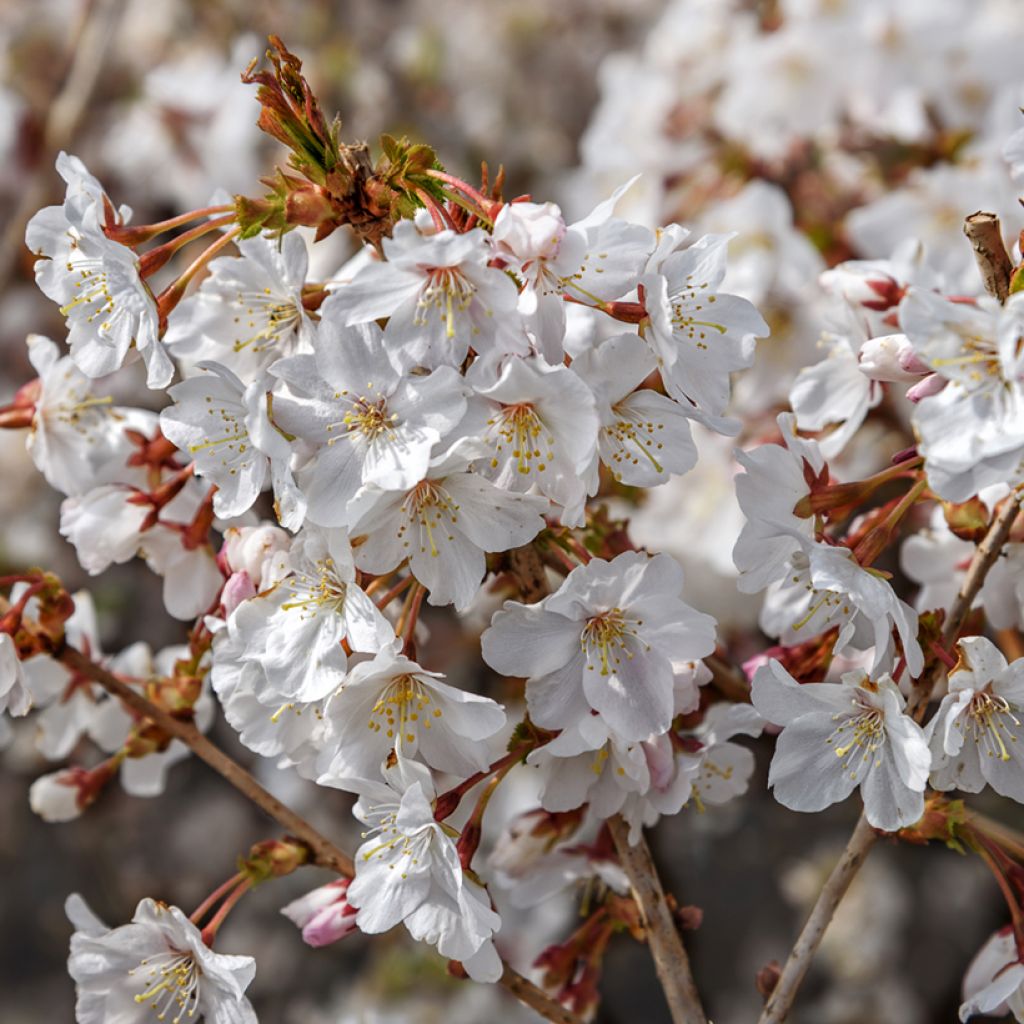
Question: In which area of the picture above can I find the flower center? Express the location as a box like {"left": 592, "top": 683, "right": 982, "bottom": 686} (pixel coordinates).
{"left": 786, "top": 555, "right": 854, "bottom": 634}
{"left": 280, "top": 559, "right": 347, "bottom": 618}
{"left": 231, "top": 292, "right": 301, "bottom": 354}
{"left": 670, "top": 279, "right": 725, "bottom": 351}
{"left": 398, "top": 479, "right": 460, "bottom": 558}
{"left": 130, "top": 949, "right": 201, "bottom": 1023}
{"left": 581, "top": 608, "right": 646, "bottom": 676}
{"left": 826, "top": 700, "right": 885, "bottom": 779}
{"left": 605, "top": 403, "right": 666, "bottom": 478}
{"left": 966, "top": 691, "right": 1021, "bottom": 761}
{"left": 417, "top": 266, "right": 476, "bottom": 338}
{"left": 367, "top": 673, "right": 443, "bottom": 744}
{"left": 59, "top": 258, "right": 119, "bottom": 330}
{"left": 488, "top": 403, "right": 554, "bottom": 476}
{"left": 359, "top": 807, "right": 435, "bottom": 876}
{"left": 325, "top": 387, "right": 399, "bottom": 446}
{"left": 187, "top": 399, "right": 248, "bottom": 462}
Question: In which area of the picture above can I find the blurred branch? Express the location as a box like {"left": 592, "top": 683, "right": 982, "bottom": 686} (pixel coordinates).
{"left": 0, "top": 0, "right": 125, "bottom": 289}
{"left": 608, "top": 815, "right": 707, "bottom": 1024}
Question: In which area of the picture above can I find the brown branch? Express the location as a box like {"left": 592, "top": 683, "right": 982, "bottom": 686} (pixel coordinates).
{"left": 499, "top": 966, "right": 583, "bottom": 1024}
{"left": 59, "top": 645, "right": 355, "bottom": 876}
{"left": 608, "top": 815, "right": 707, "bottom": 1024}
{"left": 940, "top": 492, "right": 1022, "bottom": 647}
{"left": 757, "top": 815, "right": 876, "bottom": 1023}
{"left": 963, "top": 211, "right": 1012, "bottom": 303}
{"left": 60, "top": 644, "right": 582, "bottom": 1024}
{"left": 758, "top": 489, "right": 1022, "bottom": 1024}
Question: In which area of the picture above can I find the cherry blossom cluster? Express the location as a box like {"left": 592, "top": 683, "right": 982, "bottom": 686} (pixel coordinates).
{"left": 7, "top": 29, "right": 1024, "bottom": 1024}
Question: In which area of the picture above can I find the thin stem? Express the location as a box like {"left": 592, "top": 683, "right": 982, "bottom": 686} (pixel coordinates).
{"left": 973, "top": 838, "right": 1024, "bottom": 956}
{"left": 852, "top": 476, "right": 927, "bottom": 566}
{"left": 561, "top": 535, "right": 593, "bottom": 565}
{"left": 109, "top": 205, "right": 234, "bottom": 245}
{"left": 607, "top": 815, "right": 707, "bottom": 1024}
{"left": 404, "top": 584, "right": 426, "bottom": 647}
{"left": 969, "top": 811, "right": 1024, "bottom": 863}
{"left": 156, "top": 227, "right": 241, "bottom": 322}
{"left": 200, "top": 877, "right": 253, "bottom": 945}
{"left": 414, "top": 187, "right": 455, "bottom": 231}
{"left": 374, "top": 574, "right": 415, "bottom": 610}
{"left": 138, "top": 214, "right": 236, "bottom": 278}
{"left": 436, "top": 744, "right": 532, "bottom": 822}
{"left": 189, "top": 872, "right": 245, "bottom": 925}
{"left": 443, "top": 188, "right": 494, "bottom": 227}
{"left": 499, "top": 966, "right": 584, "bottom": 1024}
{"left": 58, "top": 645, "right": 355, "bottom": 876}
{"left": 425, "top": 169, "right": 499, "bottom": 218}
{"left": 544, "top": 544, "right": 579, "bottom": 577}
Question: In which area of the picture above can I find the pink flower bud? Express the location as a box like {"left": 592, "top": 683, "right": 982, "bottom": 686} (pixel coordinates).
{"left": 820, "top": 265, "right": 903, "bottom": 310}
{"left": 493, "top": 201, "right": 566, "bottom": 263}
{"left": 906, "top": 372, "right": 947, "bottom": 403}
{"left": 221, "top": 571, "right": 257, "bottom": 616}
{"left": 280, "top": 879, "right": 357, "bottom": 947}
{"left": 858, "top": 334, "right": 927, "bottom": 382}
{"left": 642, "top": 734, "right": 677, "bottom": 791}
{"left": 222, "top": 525, "right": 291, "bottom": 589}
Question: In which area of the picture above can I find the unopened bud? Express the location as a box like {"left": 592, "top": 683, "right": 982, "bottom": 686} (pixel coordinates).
{"left": 820, "top": 264, "right": 904, "bottom": 310}
{"left": 29, "top": 761, "right": 117, "bottom": 822}
{"left": 280, "top": 878, "right": 358, "bottom": 947}
{"left": 906, "top": 372, "right": 947, "bottom": 403}
{"left": 756, "top": 960, "right": 782, "bottom": 1000}
{"left": 221, "top": 571, "right": 257, "bottom": 616}
{"left": 858, "top": 334, "right": 928, "bottom": 382}
{"left": 242, "top": 836, "right": 311, "bottom": 883}
{"left": 222, "top": 525, "right": 291, "bottom": 589}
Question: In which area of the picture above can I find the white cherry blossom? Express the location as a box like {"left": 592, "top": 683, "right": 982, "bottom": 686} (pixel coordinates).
{"left": 160, "top": 361, "right": 304, "bottom": 526}
{"left": 0, "top": 633, "right": 31, "bottom": 719}
{"left": 472, "top": 354, "right": 598, "bottom": 525}
{"left": 759, "top": 540, "right": 924, "bottom": 679}
{"left": 270, "top": 310, "right": 468, "bottom": 527}
{"left": 751, "top": 660, "right": 930, "bottom": 831}
{"left": 482, "top": 551, "right": 716, "bottom": 741}
{"left": 317, "top": 646, "right": 506, "bottom": 784}
{"left": 733, "top": 412, "right": 825, "bottom": 594}
{"left": 927, "top": 636, "right": 1024, "bottom": 801}
{"left": 640, "top": 229, "right": 769, "bottom": 424}
{"left": 347, "top": 763, "right": 502, "bottom": 982}
{"left": 959, "top": 928, "right": 1024, "bottom": 1023}
{"left": 491, "top": 188, "right": 652, "bottom": 361}
{"left": 347, "top": 440, "right": 549, "bottom": 611}
{"left": 214, "top": 526, "right": 393, "bottom": 709}
{"left": 24, "top": 334, "right": 155, "bottom": 497}
{"left": 164, "top": 232, "right": 313, "bottom": 383}
{"left": 571, "top": 332, "right": 698, "bottom": 488}
{"left": 336, "top": 219, "right": 522, "bottom": 368}
{"left": 66, "top": 894, "right": 257, "bottom": 1024}
{"left": 26, "top": 155, "right": 169, "bottom": 388}
{"left": 900, "top": 288, "right": 1024, "bottom": 501}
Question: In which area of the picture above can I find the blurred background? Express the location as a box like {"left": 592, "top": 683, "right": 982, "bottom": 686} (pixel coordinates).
{"left": 2, "top": 0, "right": 1024, "bottom": 1020}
